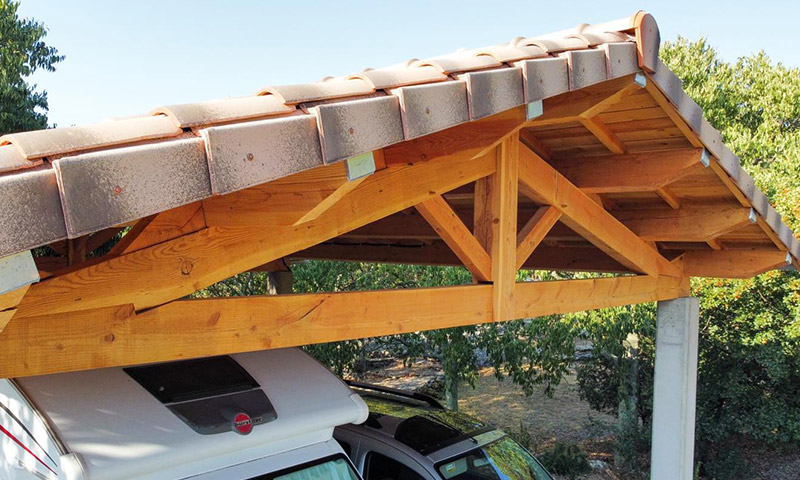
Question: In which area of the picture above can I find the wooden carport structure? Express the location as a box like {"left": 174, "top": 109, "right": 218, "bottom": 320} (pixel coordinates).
{"left": 0, "top": 11, "right": 797, "bottom": 479}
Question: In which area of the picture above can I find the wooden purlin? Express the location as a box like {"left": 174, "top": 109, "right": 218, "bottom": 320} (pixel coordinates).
{"left": 0, "top": 275, "right": 689, "bottom": 378}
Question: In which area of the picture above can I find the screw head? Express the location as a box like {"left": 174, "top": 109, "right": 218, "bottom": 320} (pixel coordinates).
{"left": 425, "top": 107, "right": 431, "bottom": 115}
{"left": 247, "top": 153, "right": 255, "bottom": 161}
{"left": 113, "top": 185, "right": 122, "bottom": 195}
{"left": 349, "top": 127, "right": 355, "bottom": 135}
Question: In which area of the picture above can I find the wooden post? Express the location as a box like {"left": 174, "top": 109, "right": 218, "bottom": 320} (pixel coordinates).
{"left": 474, "top": 133, "right": 519, "bottom": 321}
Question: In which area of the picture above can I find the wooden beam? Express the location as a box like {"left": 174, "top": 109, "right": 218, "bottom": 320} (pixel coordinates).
{"left": 655, "top": 186, "right": 682, "bottom": 209}
{"left": 67, "top": 236, "right": 88, "bottom": 266}
{"left": 415, "top": 195, "right": 492, "bottom": 282}
{"left": 16, "top": 152, "right": 496, "bottom": 318}
{"left": 528, "top": 75, "right": 642, "bottom": 127}
{"left": 519, "top": 143, "right": 681, "bottom": 277}
{"left": 108, "top": 202, "right": 206, "bottom": 256}
{"left": 485, "top": 133, "right": 519, "bottom": 320}
{"left": 682, "top": 250, "right": 789, "bottom": 278}
{"left": 516, "top": 206, "right": 562, "bottom": 270}
{"left": 0, "top": 310, "right": 14, "bottom": 335}
{"left": 0, "top": 275, "right": 686, "bottom": 378}
{"left": 0, "top": 284, "right": 30, "bottom": 312}
{"left": 551, "top": 149, "right": 703, "bottom": 193}
{"left": 294, "top": 176, "right": 368, "bottom": 225}
{"left": 383, "top": 106, "right": 526, "bottom": 166}
{"left": 613, "top": 206, "right": 752, "bottom": 242}
{"left": 580, "top": 116, "right": 626, "bottom": 154}
{"left": 295, "top": 241, "right": 631, "bottom": 273}
{"left": 203, "top": 163, "right": 348, "bottom": 227}
{"left": 87, "top": 227, "right": 125, "bottom": 253}
{"left": 515, "top": 275, "right": 689, "bottom": 318}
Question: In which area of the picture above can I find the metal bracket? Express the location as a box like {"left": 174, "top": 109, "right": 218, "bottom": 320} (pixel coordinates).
{"left": 525, "top": 100, "right": 543, "bottom": 120}
{"left": 749, "top": 208, "right": 758, "bottom": 224}
{"left": 787, "top": 252, "right": 793, "bottom": 265}
{"left": 634, "top": 72, "right": 647, "bottom": 88}
{"left": 0, "top": 250, "right": 40, "bottom": 295}
{"left": 700, "top": 149, "right": 711, "bottom": 168}
{"left": 345, "top": 152, "right": 377, "bottom": 181}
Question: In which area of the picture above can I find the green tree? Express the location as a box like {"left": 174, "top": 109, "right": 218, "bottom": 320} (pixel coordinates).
{"left": 1, "top": 0, "right": 63, "bottom": 134}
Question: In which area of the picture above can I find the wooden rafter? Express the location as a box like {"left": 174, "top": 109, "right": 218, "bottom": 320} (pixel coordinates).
{"left": 518, "top": 143, "right": 681, "bottom": 277}
{"left": 681, "top": 250, "right": 789, "bottom": 278}
{"left": 15, "top": 150, "right": 497, "bottom": 318}
{"left": 294, "top": 176, "right": 369, "bottom": 225}
{"left": 614, "top": 206, "right": 752, "bottom": 242}
{"left": 550, "top": 149, "right": 703, "bottom": 193}
{"left": 581, "top": 116, "right": 626, "bottom": 154}
{"left": 0, "top": 275, "right": 688, "bottom": 378}
{"left": 516, "top": 206, "right": 562, "bottom": 270}
{"left": 415, "top": 194, "right": 492, "bottom": 282}
{"left": 109, "top": 202, "right": 206, "bottom": 256}
{"left": 529, "top": 75, "right": 642, "bottom": 127}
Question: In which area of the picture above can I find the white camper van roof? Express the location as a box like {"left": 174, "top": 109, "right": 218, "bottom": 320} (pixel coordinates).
{"left": 15, "top": 348, "right": 368, "bottom": 480}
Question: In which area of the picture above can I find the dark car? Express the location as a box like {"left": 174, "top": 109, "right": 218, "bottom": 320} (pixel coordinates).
{"left": 335, "top": 381, "right": 553, "bottom": 480}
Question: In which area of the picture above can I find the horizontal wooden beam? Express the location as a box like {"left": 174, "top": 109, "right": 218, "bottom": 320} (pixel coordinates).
{"left": 551, "top": 148, "right": 703, "bottom": 193}
{"left": 0, "top": 275, "right": 687, "bottom": 378}
{"left": 17, "top": 153, "right": 496, "bottom": 318}
{"left": 614, "top": 205, "right": 752, "bottom": 242}
{"left": 415, "top": 195, "right": 492, "bottom": 282}
{"left": 682, "top": 250, "right": 790, "bottom": 278}
{"left": 519, "top": 143, "right": 682, "bottom": 277}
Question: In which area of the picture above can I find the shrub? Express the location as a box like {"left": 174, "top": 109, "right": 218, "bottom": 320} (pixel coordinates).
{"left": 537, "top": 442, "right": 591, "bottom": 479}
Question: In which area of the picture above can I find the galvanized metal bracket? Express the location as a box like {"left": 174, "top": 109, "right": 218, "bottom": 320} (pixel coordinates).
{"left": 0, "top": 250, "right": 40, "bottom": 295}
{"left": 749, "top": 208, "right": 758, "bottom": 224}
{"left": 634, "top": 72, "right": 647, "bottom": 88}
{"left": 345, "top": 152, "right": 377, "bottom": 181}
{"left": 700, "top": 149, "right": 711, "bottom": 168}
{"left": 525, "top": 100, "right": 544, "bottom": 120}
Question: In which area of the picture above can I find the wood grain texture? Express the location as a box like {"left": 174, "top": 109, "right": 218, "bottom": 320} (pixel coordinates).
{"left": 614, "top": 206, "right": 752, "bottom": 242}
{"left": 550, "top": 149, "right": 703, "bottom": 193}
{"left": 0, "top": 275, "right": 687, "bottom": 378}
{"left": 490, "top": 133, "right": 519, "bottom": 321}
{"left": 516, "top": 206, "right": 562, "bottom": 270}
{"left": 415, "top": 195, "right": 492, "bottom": 282}
{"left": 682, "top": 250, "right": 789, "bottom": 278}
{"left": 519, "top": 143, "right": 681, "bottom": 277}
{"left": 16, "top": 153, "right": 496, "bottom": 317}
{"left": 0, "top": 284, "right": 29, "bottom": 312}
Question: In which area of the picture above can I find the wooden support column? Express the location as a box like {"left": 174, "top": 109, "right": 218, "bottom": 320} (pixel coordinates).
{"left": 474, "top": 133, "right": 519, "bottom": 321}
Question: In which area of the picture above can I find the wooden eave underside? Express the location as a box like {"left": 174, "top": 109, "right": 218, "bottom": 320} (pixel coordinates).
{"left": 1, "top": 74, "right": 793, "bottom": 378}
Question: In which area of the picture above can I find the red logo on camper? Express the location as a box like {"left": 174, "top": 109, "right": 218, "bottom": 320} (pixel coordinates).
{"left": 233, "top": 413, "right": 253, "bottom": 435}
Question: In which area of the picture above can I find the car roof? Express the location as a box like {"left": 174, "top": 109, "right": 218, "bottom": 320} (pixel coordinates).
{"left": 348, "top": 385, "right": 493, "bottom": 456}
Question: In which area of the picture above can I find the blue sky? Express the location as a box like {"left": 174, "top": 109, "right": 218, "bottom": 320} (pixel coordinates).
{"left": 18, "top": 0, "right": 800, "bottom": 127}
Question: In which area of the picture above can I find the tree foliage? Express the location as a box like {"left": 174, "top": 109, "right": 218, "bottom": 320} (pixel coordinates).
{"left": 0, "top": 0, "right": 63, "bottom": 134}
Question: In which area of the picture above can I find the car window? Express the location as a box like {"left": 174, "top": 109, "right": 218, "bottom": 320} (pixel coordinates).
{"left": 436, "top": 437, "right": 552, "bottom": 480}
{"left": 365, "top": 451, "right": 425, "bottom": 480}
{"left": 248, "top": 455, "right": 360, "bottom": 480}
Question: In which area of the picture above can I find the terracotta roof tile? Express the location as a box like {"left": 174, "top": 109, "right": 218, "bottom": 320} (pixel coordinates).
{"left": 350, "top": 64, "right": 447, "bottom": 90}
{"left": 53, "top": 138, "right": 211, "bottom": 237}
{"left": 257, "top": 78, "right": 374, "bottom": 104}
{"left": 475, "top": 41, "right": 548, "bottom": 63}
{"left": 518, "top": 57, "right": 570, "bottom": 103}
{"left": 602, "top": 42, "right": 640, "bottom": 78}
{"left": 312, "top": 96, "right": 404, "bottom": 163}
{"left": 0, "top": 145, "right": 40, "bottom": 173}
{"left": 0, "top": 169, "right": 66, "bottom": 257}
{"left": 459, "top": 67, "right": 524, "bottom": 120}
{"left": 0, "top": 115, "right": 181, "bottom": 160}
{"left": 201, "top": 115, "right": 323, "bottom": 195}
{"left": 391, "top": 80, "right": 469, "bottom": 139}
{"left": 563, "top": 49, "right": 608, "bottom": 90}
{"left": 419, "top": 50, "right": 500, "bottom": 74}
{"left": 523, "top": 37, "right": 588, "bottom": 53}
{"left": 152, "top": 95, "right": 295, "bottom": 129}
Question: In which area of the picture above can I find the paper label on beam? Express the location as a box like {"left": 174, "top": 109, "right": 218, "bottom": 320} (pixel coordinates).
{"left": 0, "top": 250, "right": 39, "bottom": 295}
{"left": 345, "top": 152, "right": 376, "bottom": 181}
{"left": 526, "top": 100, "right": 543, "bottom": 120}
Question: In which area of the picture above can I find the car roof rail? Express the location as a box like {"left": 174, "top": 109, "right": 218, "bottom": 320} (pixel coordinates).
{"left": 344, "top": 380, "right": 445, "bottom": 409}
